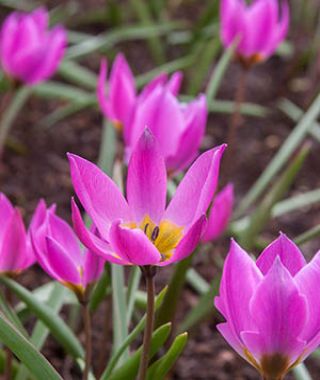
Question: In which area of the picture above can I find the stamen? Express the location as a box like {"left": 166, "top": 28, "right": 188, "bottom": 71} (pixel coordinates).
{"left": 144, "top": 223, "right": 149, "bottom": 234}
{"left": 151, "top": 226, "right": 160, "bottom": 241}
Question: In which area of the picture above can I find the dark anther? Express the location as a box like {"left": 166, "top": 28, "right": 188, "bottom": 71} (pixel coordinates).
{"left": 151, "top": 226, "right": 160, "bottom": 241}
{"left": 144, "top": 223, "right": 149, "bottom": 234}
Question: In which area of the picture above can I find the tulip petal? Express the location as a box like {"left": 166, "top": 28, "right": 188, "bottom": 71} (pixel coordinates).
{"left": 0, "top": 193, "right": 14, "bottom": 242}
{"left": 248, "top": 257, "right": 307, "bottom": 360}
{"left": 159, "top": 215, "right": 206, "bottom": 266}
{"left": 165, "top": 144, "right": 226, "bottom": 226}
{"left": 45, "top": 237, "right": 82, "bottom": 286}
{"left": 256, "top": 233, "right": 306, "bottom": 276}
{"left": 217, "top": 322, "right": 247, "bottom": 361}
{"left": 295, "top": 251, "right": 320, "bottom": 342}
{"left": 83, "top": 250, "right": 105, "bottom": 287}
{"left": 202, "top": 183, "right": 234, "bottom": 242}
{"left": 216, "top": 239, "right": 262, "bottom": 338}
{"left": 109, "top": 221, "right": 161, "bottom": 266}
{"left": 127, "top": 129, "right": 167, "bottom": 224}
{"left": 71, "top": 198, "right": 127, "bottom": 265}
{"left": 166, "top": 72, "right": 183, "bottom": 95}
{"left": 68, "top": 153, "right": 130, "bottom": 235}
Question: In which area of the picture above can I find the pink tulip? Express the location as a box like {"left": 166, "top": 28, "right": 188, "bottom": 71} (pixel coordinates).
{"left": 0, "top": 7, "right": 67, "bottom": 85}
{"left": 68, "top": 129, "right": 226, "bottom": 267}
{"left": 220, "top": 0, "right": 289, "bottom": 65}
{"left": 0, "top": 193, "right": 35, "bottom": 275}
{"left": 30, "top": 200, "right": 105, "bottom": 298}
{"left": 202, "top": 183, "right": 234, "bottom": 242}
{"left": 97, "top": 54, "right": 207, "bottom": 172}
{"left": 215, "top": 234, "right": 320, "bottom": 380}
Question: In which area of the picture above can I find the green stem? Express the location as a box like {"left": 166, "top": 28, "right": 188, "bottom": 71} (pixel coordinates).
{"left": 0, "top": 87, "right": 31, "bottom": 159}
{"left": 82, "top": 302, "right": 92, "bottom": 380}
{"left": 137, "top": 267, "right": 156, "bottom": 380}
{"left": 5, "top": 287, "right": 13, "bottom": 380}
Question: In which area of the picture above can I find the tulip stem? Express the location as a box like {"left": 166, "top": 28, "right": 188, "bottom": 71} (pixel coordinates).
{"left": 137, "top": 266, "right": 156, "bottom": 380}
{"left": 222, "top": 66, "right": 248, "bottom": 183}
{"left": 82, "top": 301, "right": 92, "bottom": 380}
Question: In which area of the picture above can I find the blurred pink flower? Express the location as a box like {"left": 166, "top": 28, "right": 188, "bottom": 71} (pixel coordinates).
{"left": 0, "top": 7, "right": 67, "bottom": 85}
{"left": 220, "top": 0, "right": 289, "bottom": 65}
{"left": 69, "top": 129, "right": 226, "bottom": 267}
{"left": 201, "top": 183, "right": 234, "bottom": 243}
{"left": 97, "top": 54, "right": 207, "bottom": 172}
{"left": 31, "top": 200, "right": 105, "bottom": 298}
{"left": 215, "top": 234, "right": 320, "bottom": 379}
{"left": 0, "top": 193, "right": 35, "bottom": 275}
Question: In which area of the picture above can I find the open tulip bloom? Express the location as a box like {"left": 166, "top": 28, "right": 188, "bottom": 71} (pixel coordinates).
{"left": 220, "top": 0, "right": 289, "bottom": 66}
{"left": 31, "top": 200, "right": 105, "bottom": 300}
{"left": 68, "top": 129, "right": 226, "bottom": 268}
{"left": 97, "top": 54, "right": 207, "bottom": 172}
{"left": 0, "top": 193, "right": 35, "bottom": 275}
{"left": 215, "top": 234, "right": 320, "bottom": 380}
{"left": 0, "top": 7, "right": 67, "bottom": 85}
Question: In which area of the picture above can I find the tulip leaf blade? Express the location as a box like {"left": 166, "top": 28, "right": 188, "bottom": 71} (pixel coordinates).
{"left": 0, "top": 277, "right": 84, "bottom": 359}
{"left": 0, "top": 310, "right": 63, "bottom": 380}
{"left": 146, "top": 332, "right": 188, "bottom": 380}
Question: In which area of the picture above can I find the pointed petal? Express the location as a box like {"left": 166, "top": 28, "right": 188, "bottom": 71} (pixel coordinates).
{"left": 202, "top": 183, "right": 234, "bottom": 242}
{"left": 159, "top": 215, "right": 206, "bottom": 266}
{"left": 71, "top": 198, "right": 127, "bottom": 265}
{"left": 109, "top": 221, "right": 161, "bottom": 266}
{"left": 83, "top": 250, "right": 105, "bottom": 287}
{"left": 217, "top": 322, "right": 247, "bottom": 361}
{"left": 256, "top": 233, "right": 306, "bottom": 276}
{"left": 249, "top": 257, "right": 307, "bottom": 360}
{"left": 165, "top": 144, "right": 226, "bottom": 227}
{"left": 166, "top": 72, "right": 183, "bottom": 95}
{"left": 127, "top": 128, "right": 167, "bottom": 224}
{"left": 68, "top": 153, "right": 130, "bottom": 235}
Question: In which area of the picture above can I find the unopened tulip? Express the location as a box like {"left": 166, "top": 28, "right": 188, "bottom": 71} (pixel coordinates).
{"left": 0, "top": 7, "right": 67, "bottom": 85}
{"left": 97, "top": 54, "right": 207, "bottom": 172}
{"left": 0, "top": 193, "right": 35, "bottom": 275}
{"left": 215, "top": 234, "right": 320, "bottom": 380}
{"left": 202, "top": 183, "right": 234, "bottom": 242}
{"left": 69, "top": 129, "right": 226, "bottom": 267}
{"left": 31, "top": 200, "right": 105, "bottom": 299}
{"left": 220, "top": 0, "right": 289, "bottom": 66}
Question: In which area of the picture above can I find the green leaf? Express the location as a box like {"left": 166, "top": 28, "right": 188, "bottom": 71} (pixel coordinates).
{"left": 186, "top": 268, "right": 210, "bottom": 294}
{"left": 293, "top": 364, "right": 313, "bottom": 380}
{"left": 238, "top": 144, "right": 310, "bottom": 250}
{"left": 127, "top": 266, "right": 141, "bottom": 325}
{"left": 179, "top": 276, "right": 220, "bottom": 333}
{"left": 34, "top": 82, "right": 92, "bottom": 102}
{"left": 146, "top": 332, "right": 188, "bottom": 380}
{"left": 89, "top": 266, "right": 111, "bottom": 313}
{"left": 236, "top": 90, "right": 320, "bottom": 217}
{"left": 0, "top": 277, "right": 84, "bottom": 359}
{"left": 108, "top": 323, "right": 172, "bottom": 380}
{"left": 295, "top": 224, "right": 320, "bottom": 246}
{"left": 0, "top": 310, "right": 63, "bottom": 380}
{"left": 58, "top": 61, "right": 97, "bottom": 90}
{"left": 15, "top": 283, "right": 67, "bottom": 380}
{"left": 205, "top": 38, "right": 238, "bottom": 102}
{"left": 98, "top": 120, "right": 116, "bottom": 176}
{"left": 101, "top": 287, "right": 167, "bottom": 379}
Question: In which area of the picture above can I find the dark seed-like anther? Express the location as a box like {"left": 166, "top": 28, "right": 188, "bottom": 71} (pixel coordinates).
{"left": 151, "top": 226, "right": 160, "bottom": 241}
{"left": 144, "top": 223, "right": 149, "bottom": 234}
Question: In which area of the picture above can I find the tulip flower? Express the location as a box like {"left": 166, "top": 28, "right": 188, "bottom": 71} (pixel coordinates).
{"left": 220, "top": 0, "right": 289, "bottom": 66}
{"left": 68, "top": 129, "right": 225, "bottom": 268}
{"left": 215, "top": 234, "right": 320, "bottom": 380}
{"left": 0, "top": 193, "right": 35, "bottom": 275}
{"left": 0, "top": 7, "right": 67, "bottom": 85}
{"left": 97, "top": 54, "right": 207, "bottom": 172}
{"left": 30, "top": 200, "right": 105, "bottom": 299}
{"left": 202, "top": 183, "right": 234, "bottom": 242}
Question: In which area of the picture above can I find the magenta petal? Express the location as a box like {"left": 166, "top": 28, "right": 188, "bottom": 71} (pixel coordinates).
{"left": 83, "top": 250, "right": 105, "bottom": 287}
{"left": 166, "top": 72, "right": 183, "bottom": 95}
{"left": 45, "top": 237, "right": 82, "bottom": 286}
{"left": 217, "top": 322, "right": 247, "bottom": 361}
{"left": 295, "top": 251, "right": 320, "bottom": 342}
{"left": 0, "top": 193, "right": 14, "bottom": 242}
{"left": 202, "top": 183, "right": 234, "bottom": 242}
{"left": 165, "top": 144, "right": 226, "bottom": 227}
{"left": 71, "top": 199, "right": 126, "bottom": 265}
{"left": 216, "top": 239, "right": 262, "bottom": 336}
{"left": 256, "top": 233, "right": 306, "bottom": 276}
{"left": 249, "top": 257, "right": 307, "bottom": 360}
{"left": 0, "top": 209, "right": 28, "bottom": 272}
{"left": 159, "top": 215, "right": 206, "bottom": 267}
{"left": 109, "top": 221, "right": 161, "bottom": 266}
{"left": 68, "top": 153, "right": 130, "bottom": 235}
{"left": 127, "top": 129, "right": 167, "bottom": 224}
{"left": 139, "top": 72, "right": 168, "bottom": 101}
